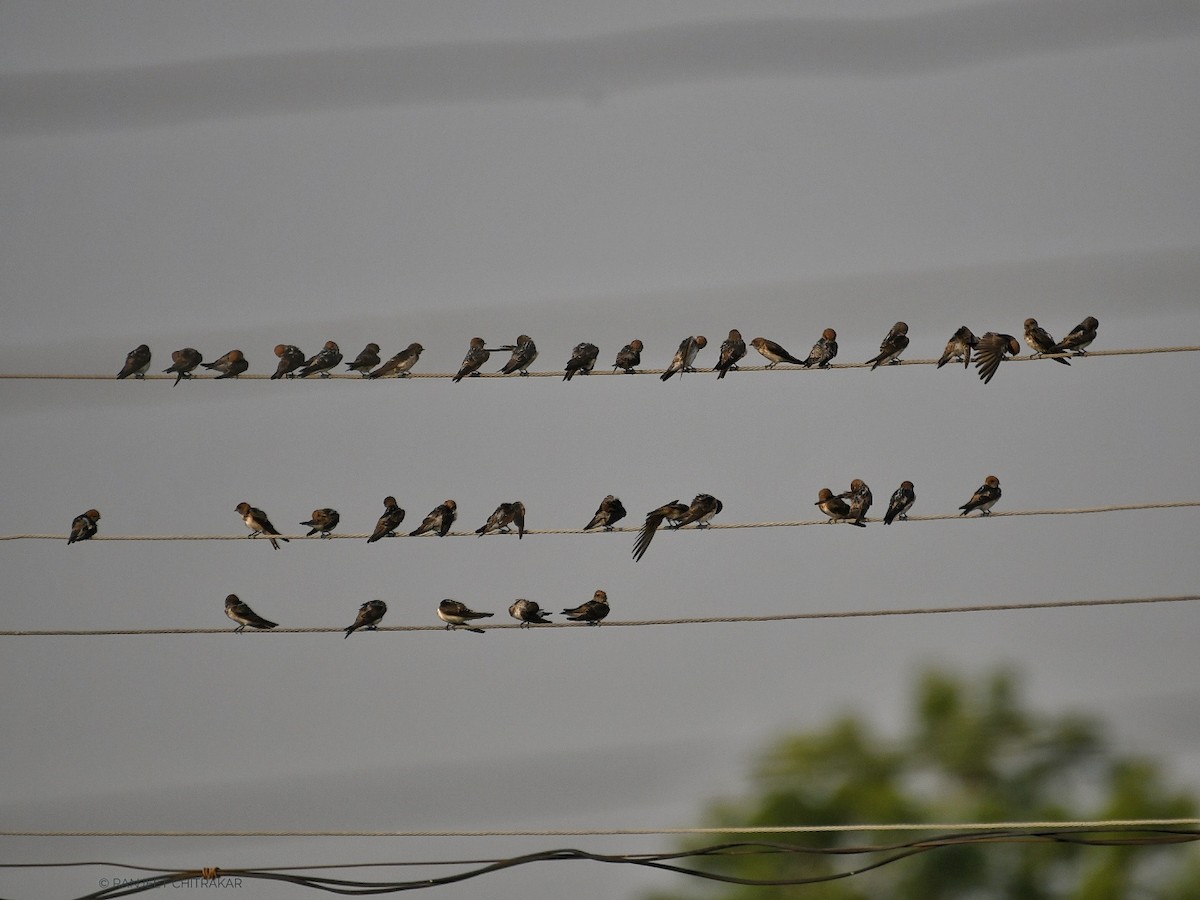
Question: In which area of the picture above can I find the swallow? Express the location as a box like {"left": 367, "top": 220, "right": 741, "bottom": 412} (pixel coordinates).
{"left": 816, "top": 488, "right": 866, "bottom": 526}
{"left": 163, "top": 347, "right": 203, "bottom": 385}
{"left": 563, "top": 590, "right": 610, "bottom": 625}
{"left": 475, "top": 501, "right": 525, "bottom": 539}
{"left": 837, "top": 479, "right": 873, "bottom": 524}
{"left": 67, "top": 508, "right": 101, "bottom": 544}
{"left": 271, "top": 344, "right": 306, "bottom": 379}
{"left": 497, "top": 335, "right": 538, "bottom": 375}
{"left": 749, "top": 337, "right": 806, "bottom": 368}
{"left": 584, "top": 495, "right": 626, "bottom": 531}
{"left": 661, "top": 335, "right": 708, "bottom": 381}
{"left": 300, "top": 508, "right": 340, "bottom": 538}
{"left": 367, "top": 496, "right": 406, "bottom": 543}
{"left": 867, "top": 322, "right": 910, "bottom": 370}
{"left": 973, "top": 332, "right": 1021, "bottom": 384}
{"left": 801, "top": 328, "right": 838, "bottom": 368}
{"left": 202, "top": 349, "right": 248, "bottom": 379}
{"left": 117, "top": 344, "right": 151, "bottom": 379}
{"left": 632, "top": 499, "right": 691, "bottom": 562}
{"left": 1024, "top": 319, "right": 1070, "bottom": 365}
{"left": 437, "top": 599, "right": 494, "bottom": 633}
{"left": 563, "top": 342, "right": 600, "bottom": 381}
{"left": 937, "top": 326, "right": 978, "bottom": 369}
{"left": 235, "top": 501, "right": 289, "bottom": 549}
{"left": 346, "top": 343, "right": 382, "bottom": 375}
{"left": 224, "top": 594, "right": 278, "bottom": 632}
{"left": 959, "top": 475, "right": 1002, "bottom": 517}
{"left": 883, "top": 481, "right": 916, "bottom": 524}
{"left": 453, "top": 337, "right": 490, "bottom": 382}
{"left": 297, "top": 341, "right": 343, "bottom": 378}
{"left": 675, "top": 493, "right": 724, "bottom": 528}
{"left": 612, "top": 339, "right": 643, "bottom": 374}
{"left": 509, "top": 598, "right": 552, "bottom": 627}
{"left": 344, "top": 599, "right": 387, "bottom": 637}
{"left": 368, "top": 343, "right": 424, "bottom": 378}
{"left": 1052, "top": 316, "right": 1099, "bottom": 356}
{"left": 409, "top": 499, "right": 457, "bottom": 537}
{"left": 713, "top": 329, "right": 747, "bottom": 379}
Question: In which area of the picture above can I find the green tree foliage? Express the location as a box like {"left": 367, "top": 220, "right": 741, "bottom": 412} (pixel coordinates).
{"left": 647, "top": 669, "right": 1197, "bottom": 900}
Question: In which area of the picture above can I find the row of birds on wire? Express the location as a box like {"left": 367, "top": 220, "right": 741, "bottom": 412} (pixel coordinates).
{"left": 112, "top": 316, "right": 1100, "bottom": 386}
{"left": 63, "top": 476, "right": 1003, "bottom": 562}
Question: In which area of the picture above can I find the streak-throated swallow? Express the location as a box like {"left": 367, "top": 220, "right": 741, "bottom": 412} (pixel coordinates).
{"left": 613, "top": 339, "right": 644, "bottom": 374}
{"left": 749, "top": 337, "right": 806, "bottom": 368}
{"left": 344, "top": 599, "right": 387, "bottom": 637}
{"left": 368, "top": 343, "right": 424, "bottom": 378}
{"left": 661, "top": 335, "right": 708, "bottom": 381}
{"left": 801, "top": 329, "right": 838, "bottom": 368}
{"left": 437, "top": 599, "right": 493, "bottom": 633}
{"left": 959, "top": 475, "right": 1002, "bottom": 517}
{"left": 367, "top": 496, "right": 406, "bottom": 543}
{"left": 235, "top": 501, "right": 288, "bottom": 549}
{"left": 883, "top": 481, "right": 916, "bottom": 524}
{"left": 409, "top": 500, "right": 457, "bottom": 537}
{"left": 867, "top": 322, "right": 910, "bottom": 370}
{"left": 453, "top": 338, "right": 490, "bottom": 382}
{"left": 225, "top": 594, "right": 278, "bottom": 632}
{"left": 475, "top": 501, "right": 526, "bottom": 539}
{"left": 346, "top": 343, "right": 382, "bottom": 375}
{"left": 632, "top": 499, "right": 692, "bottom": 562}
{"left": 202, "top": 349, "right": 248, "bottom": 379}
{"left": 816, "top": 488, "right": 866, "bottom": 526}
{"left": 937, "top": 326, "right": 978, "bottom": 369}
{"left": 584, "top": 495, "right": 626, "bottom": 531}
{"left": 117, "top": 345, "right": 151, "bottom": 379}
{"left": 271, "top": 344, "right": 306, "bottom": 379}
{"left": 837, "top": 479, "right": 873, "bottom": 524}
{"left": 509, "top": 598, "right": 552, "bottom": 627}
{"left": 563, "top": 342, "right": 600, "bottom": 381}
{"left": 497, "top": 335, "right": 538, "bottom": 376}
{"left": 713, "top": 329, "right": 746, "bottom": 379}
{"left": 563, "top": 590, "right": 610, "bottom": 625}
{"left": 67, "top": 508, "right": 101, "bottom": 544}
{"left": 297, "top": 341, "right": 342, "bottom": 378}
{"left": 1024, "top": 319, "right": 1070, "bottom": 365}
{"left": 163, "top": 347, "right": 203, "bottom": 385}
{"left": 1053, "top": 316, "right": 1099, "bottom": 356}
{"left": 973, "top": 332, "right": 1021, "bottom": 384}
{"left": 300, "top": 508, "right": 340, "bottom": 538}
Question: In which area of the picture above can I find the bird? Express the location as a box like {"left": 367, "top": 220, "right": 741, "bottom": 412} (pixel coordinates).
{"left": 749, "top": 337, "right": 806, "bottom": 368}
{"left": 801, "top": 328, "right": 838, "bottom": 368}
{"left": 661, "top": 335, "right": 708, "bottom": 381}
{"left": 1024, "top": 319, "right": 1070, "bottom": 365}
{"left": 297, "top": 341, "right": 343, "bottom": 377}
{"left": 1052, "top": 316, "right": 1099, "bottom": 356}
{"left": 675, "top": 493, "right": 724, "bottom": 528}
{"left": 883, "top": 481, "right": 916, "bottom": 524}
{"left": 632, "top": 499, "right": 692, "bottom": 562}
{"left": 509, "top": 598, "right": 552, "bottom": 627}
{"left": 235, "top": 501, "right": 289, "bottom": 549}
{"left": 271, "top": 344, "right": 306, "bottom": 379}
{"left": 202, "top": 349, "right": 248, "bottom": 379}
{"left": 368, "top": 343, "right": 424, "bottom": 378}
{"left": 163, "top": 347, "right": 203, "bottom": 385}
{"left": 973, "top": 332, "right": 1021, "bottom": 384}
{"left": 67, "top": 509, "right": 101, "bottom": 545}
{"left": 224, "top": 594, "right": 278, "bottom": 632}
{"left": 453, "top": 338, "right": 490, "bottom": 381}
{"left": 816, "top": 488, "right": 866, "bottom": 526}
{"left": 409, "top": 500, "right": 457, "bottom": 537}
{"left": 612, "top": 339, "right": 644, "bottom": 374}
{"left": 959, "top": 475, "right": 1002, "bottom": 517}
{"left": 345, "top": 343, "right": 382, "bottom": 375}
{"left": 937, "top": 326, "right": 978, "bottom": 369}
{"left": 300, "top": 508, "right": 340, "bottom": 538}
{"left": 867, "top": 322, "right": 910, "bottom": 370}
{"left": 437, "top": 599, "right": 494, "bottom": 633}
{"left": 344, "top": 599, "right": 387, "bottom": 637}
{"left": 475, "top": 501, "right": 526, "bottom": 539}
{"left": 497, "top": 335, "right": 538, "bottom": 375}
{"left": 563, "top": 590, "right": 610, "bottom": 625}
{"left": 366, "top": 496, "right": 406, "bottom": 543}
{"left": 563, "top": 342, "right": 600, "bottom": 381}
{"left": 713, "top": 329, "right": 747, "bottom": 379}
{"left": 838, "top": 479, "right": 873, "bottom": 524}
{"left": 117, "top": 345, "right": 151, "bottom": 379}
{"left": 584, "top": 495, "right": 626, "bottom": 531}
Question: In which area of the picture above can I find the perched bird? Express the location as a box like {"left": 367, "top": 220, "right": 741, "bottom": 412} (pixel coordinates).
{"left": 475, "top": 501, "right": 526, "bottom": 539}
{"left": 1024, "top": 319, "right": 1070, "bottom": 365}
{"left": 453, "top": 338, "right": 490, "bottom": 382}
{"left": 271, "top": 344, "right": 306, "bottom": 379}
{"left": 749, "top": 336, "right": 806, "bottom": 368}
{"left": 563, "top": 342, "right": 600, "bottom": 381}
{"left": 437, "top": 599, "right": 494, "bottom": 633}
{"left": 675, "top": 493, "right": 724, "bottom": 528}
{"left": 713, "top": 329, "right": 747, "bottom": 379}
{"left": 973, "top": 332, "right": 1021, "bottom": 384}
{"left": 235, "top": 501, "right": 289, "bottom": 549}
{"left": 816, "top": 488, "right": 866, "bottom": 527}
{"left": 202, "top": 349, "right": 248, "bottom": 379}
{"left": 117, "top": 344, "right": 151, "bottom": 379}
{"left": 584, "top": 495, "right": 626, "bottom": 531}
{"left": 368, "top": 343, "right": 424, "bottom": 379}
{"left": 612, "top": 339, "right": 644, "bottom": 374}
{"left": 867, "top": 322, "right": 910, "bottom": 370}
{"left": 959, "top": 475, "right": 1002, "bottom": 517}
{"left": 345, "top": 343, "right": 382, "bottom": 375}
{"left": 67, "top": 509, "right": 101, "bottom": 545}
{"left": 661, "top": 335, "right": 708, "bottom": 381}
{"left": 297, "top": 341, "right": 343, "bottom": 378}
{"left": 632, "top": 499, "right": 693, "bottom": 562}
{"left": 563, "top": 590, "right": 610, "bottom": 625}
{"left": 344, "top": 599, "right": 387, "bottom": 638}
{"left": 1052, "top": 316, "right": 1099, "bottom": 356}
{"left": 163, "top": 347, "right": 203, "bottom": 385}
{"left": 409, "top": 500, "right": 457, "bottom": 537}
{"left": 937, "top": 326, "right": 978, "bottom": 369}
{"left": 801, "top": 328, "right": 838, "bottom": 368}
{"left": 509, "top": 598, "right": 552, "bottom": 627}
{"left": 300, "top": 508, "right": 340, "bottom": 538}
{"left": 883, "top": 481, "right": 916, "bottom": 524}
{"left": 224, "top": 594, "right": 278, "bottom": 632}
{"left": 497, "top": 335, "right": 538, "bottom": 375}
{"left": 366, "top": 496, "right": 406, "bottom": 543}
{"left": 837, "top": 479, "right": 873, "bottom": 524}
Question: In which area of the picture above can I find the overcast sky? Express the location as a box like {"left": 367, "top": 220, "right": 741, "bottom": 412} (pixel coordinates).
{"left": 2, "top": 2, "right": 1200, "bottom": 897}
